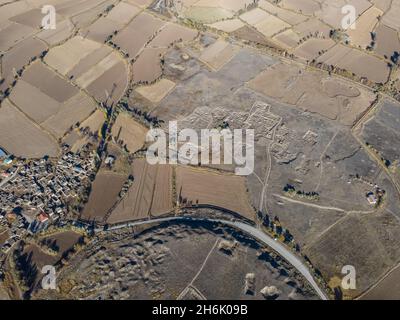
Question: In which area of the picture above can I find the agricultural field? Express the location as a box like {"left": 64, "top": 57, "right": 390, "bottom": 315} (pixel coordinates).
{"left": 293, "top": 38, "right": 335, "bottom": 61}
{"left": 111, "top": 113, "right": 148, "bottom": 153}
{"left": 374, "top": 23, "right": 400, "bottom": 58}
{"left": 0, "top": 37, "right": 47, "bottom": 91}
{"left": 8, "top": 61, "right": 98, "bottom": 139}
{"left": 82, "top": 1, "right": 140, "bottom": 43}
{"left": 135, "top": 78, "right": 176, "bottom": 103}
{"left": 107, "top": 159, "right": 173, "bottom": 223}
{"left": 347, "top": 6, "right": 382, "bottom": 48}
{"left": 207, "top": 19, "right": 245, "bottom": 33}
{"left": 41, "top": 231, "right": 83, "bottom": 255}
{"left": 81, "top": 170, "right": 128, "bottom": 222}
{"left": 199, "top": 39, "right": 239, "bottom": 71}
{"left": 44, "top": 36, "right": 128, "bottom": 104}
{"left": 112, "top": 12, "right": 166, "bottom": 58}
{"left": 132, "top": 47, "right": 166, "bottom": 83}
{"left": 176, "top": 166, "right": 255, "bottom": 221}
{"left": 165, "top": 0, "right": 396, "bottom": 85}
{"left": 0, "top": 99, "right": 59, "bottom": 158}
{"left": 79, "top": 109, "right": 105, "bottom": 135}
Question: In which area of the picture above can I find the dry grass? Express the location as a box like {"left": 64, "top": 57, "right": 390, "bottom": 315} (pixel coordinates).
{"left": 111, "top": 113, "right": 148, "bottom": 153}
{"left": 199, "top": 39, "right": 238, "bottom": 71}
{"left": 108, "top": 159, "right": 173, "bottom": 223}
{"left": 44, "top": 36, "right": 102, "bottom": 75}
{"left": 176, "top": 166, "right": 255, "bottom": 221}
{"left": 81, "top": 170, "right": 127, "bottom": 222}
{"left": 135, "top": 79, "right": 176, "bottom": 103}
{"left": 0, "top": 99, "right": 59, "bottom": 158}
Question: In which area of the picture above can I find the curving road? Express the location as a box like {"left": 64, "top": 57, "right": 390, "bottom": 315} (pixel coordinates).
{"left": 97, "top": 216, "right": 329, "bottom": 300}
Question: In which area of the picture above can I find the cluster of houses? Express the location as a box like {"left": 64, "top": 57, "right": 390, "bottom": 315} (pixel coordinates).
{"left": 0, "top": 145, "right": 97, "bottom": 254}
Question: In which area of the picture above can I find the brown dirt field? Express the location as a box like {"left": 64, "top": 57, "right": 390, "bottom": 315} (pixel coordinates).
{"left": 79, "top": 109, "right": 105, "bottom": 134}
{"left": 280, "top": 0, "right": 320, "bottom": 16}
{"left": 0, "top": 1, "right": 31, "bottom": 21}
{"left": 107, "top": 1, "right": 140, "bottom": 24}
{"left": 194, "top": 0, "right": 253, "bottom": 12}
{"left": 113, "top": 12, "right": 166, "bottom": 58}
{"left": 149, "top": 23, "right": 198, "bottom": 48}
{"left": 132, "top": 47, "right": 166, "bottom": 83}
{"left": 36, "top": 19, "right": 74, "bottom": 46}
{"left": 316, "top": 0, "right": 372, "bottom": 29}
{"left": 86, "top": 60, "right": 128, "bottom": 104}
{"left": 381, "top": 1, "right": 400, "bottom": 31}
{"left": 9, "top": 8, "right": 48, "bottom": 28}
{"left": 293, "top": 38, "right": 335, "bottom": 61}
{"left": 361, "top": 264, "right": 400, "bottom": 300}
{"left": 231, "top": 25, "right": 275, "bottom": 46}
{"left": 207, "top": 19, "right": 245, "bottom": 33}
{"left": 75, "top": 52, "right": 120, "bottom": 88}
{"left": 272, "top": 29, "right": 301, "bottom": 50}
{"left": 62, "top": 131, "right": 81, "bottom": 148}
{"left": 176, "top": 166, "right": 255, "bottom": 221}
{"left": 304, "top": 211, "right": 400, "bottom": 298}
{"left": 83, "top": 17, "right": 124, "bottom": 43}
{"left": 374, "top": 23, "right": 400, "bottom": 58}
{"left": 44, "top": 36, "right": 102, "bottom": 75}
{"left": 1, "top": 37, "right": 47, "bottom": 87}
{"left": 253, "top": 13, "right": 290, "bottom": 38}
{"left": 184, "top": 6, "right": 233, "bottom": 23}
{"left": 22, "top": 244, "right": 58, "bottom": 271}
{"left": 111, "top": 113, "right": 148, "bottom": 153}
{"left": 240, "top": 8, "right": 269, "bottom": 25}
{"left": 0, "top": 22, "right": 34, "bottom": 51}
{"left": 292, "top": 18, "right": 331, "bottom": 38}
{"left": 9, "top": 80, "right": 61, "bottom": 124}
{"left": 22, "top": 62, "right": 78, "bottom": 103}
{"left": 70, "top": 136, "right": 91, "bottom": 153}
{"left": 42, "top": 231, "right": 83, "bottom": 255}
{"left": 108, "top": 159, "right": 173, "bottom": 223}
{"left": 60, "top": 0, "right": 116, "bottom": 29}
{"left": 127, "top": 0, "right": 153, "bottom": 8}
{"left": 319, "top": 44, "right": 390, "bottom": 83}
{"left": 347, "top": 6, "right": 382, "bottom": 48}
{"left": 258, "top": 0, "right": 308, "bottom": 25}
{"left": 81, "top": 171, "right": 127, "bottom": 222}
{"left": 67, "top": 46, "right": 112, "bottom": 80}
{"left": 135, "top": 78, "right": 176, "bottom": 103}
{"left": 0, "top": 99, "right": 59, "bottom": 158}
{"left": 42, "top": 92, "right": 97, "bottom": 139}
{"left": 199, "top": 40, "right": 238, "bottom": 71}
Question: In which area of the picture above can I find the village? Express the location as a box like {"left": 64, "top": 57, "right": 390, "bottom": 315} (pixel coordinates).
{"left": 0, "top": 145, "right": 97, "bottom": 255}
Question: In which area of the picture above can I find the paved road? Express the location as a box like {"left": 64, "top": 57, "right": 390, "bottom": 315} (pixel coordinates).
{"left": 97, "top": 216, "right": 328, "bottom": 300}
